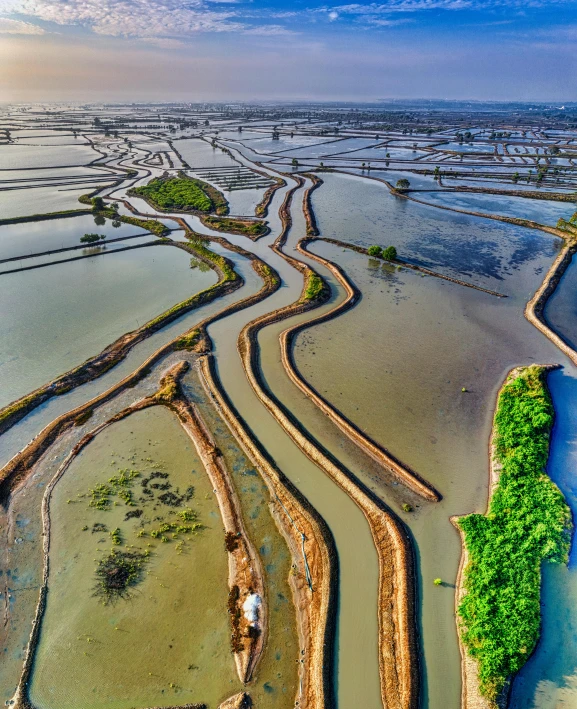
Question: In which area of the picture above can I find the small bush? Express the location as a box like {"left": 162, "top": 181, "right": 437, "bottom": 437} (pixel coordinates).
{"left": 382, "top": 246, "right": 397, "bottom": 261}
{"left": 367, "top": 245, "right": 382, "bottom": 257}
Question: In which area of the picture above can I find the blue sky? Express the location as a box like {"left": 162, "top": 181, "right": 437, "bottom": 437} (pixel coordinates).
{"left": 0, "top": 0, "right": 576, "bottom": 101}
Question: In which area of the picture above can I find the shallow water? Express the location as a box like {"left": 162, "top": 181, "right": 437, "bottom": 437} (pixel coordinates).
{"left": 0, "top": 214, "right": 148, "bottom": 261}
{"left": 0, "top": 143, "right": 97, "bottom": 169}
{"left": 0, "top": 244, "right": 216, "bottom": 408}
{"left": 0, "top": 241, "right": 261, "bottom": 470}
{"left": 310, "top": 171, "right": 563, "bottom": 288}
{"left": 0, "top": 237, "right": 159, "bottom": 274}
{"left": 0, "top": 183, "right": 114, "bottom": 219}
{"left": 412, "top": 189, "right": 575, "bottom": 226}
{"left": 175, "top": 138, "right": 240, "bottom": 169}
{"left": 30, "top": 406, "right": 239, "bottom": 709}
{"left": 543, "top": 256, "right": 577, "bottom": 351}
{"left": 288, "top": 179, "right": 575, "bottom": 708}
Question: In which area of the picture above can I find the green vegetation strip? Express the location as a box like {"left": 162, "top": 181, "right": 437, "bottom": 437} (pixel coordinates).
{"left": 0, "top": 209, "right": 90, "bottom": 225}
{"left": 130, "top": 173, "right": 228, "bottom": 215}
{"left": 119, "top": 214, "right": 169, "bottom": 237}
{"left": 458, "top": 365, "right": 572, "bottom": 702}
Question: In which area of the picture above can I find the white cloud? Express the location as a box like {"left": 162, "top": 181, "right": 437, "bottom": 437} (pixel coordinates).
{"left": 0, "top": 16, "right": 45, "bottom": 33}
{"left": 140, "top": 36, "right": 186, "bottom": 48}
{"left": 328, "top": 0, "right": 568, "bottom": 14}
{"left": 6, "top": 0, "right": 245, "bottom": 37}
{"left": 328, "top": 10, "right": 339, "bottom": 19}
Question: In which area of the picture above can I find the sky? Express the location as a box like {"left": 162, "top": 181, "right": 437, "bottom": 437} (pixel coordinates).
{"left": 0, "top": 0, "right": 576, "bottom": 102}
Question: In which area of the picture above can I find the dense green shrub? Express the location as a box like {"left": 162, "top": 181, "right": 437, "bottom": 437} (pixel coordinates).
{"left": 131, "top": 174, "right": 227, "bottom": 214}
{"left": 118, "top": 215, "right": 170, "bottom": 237}
{"left": 302, "top": 270, "right": 326, "bottom": 301}
{"left": 80, "top": 233, "right": 106, "bottom": 244}
{"left": 383, "top": 245, "right": 397, "bottom": 261}
{"left": 367, "top": 245, "right": 382, "bottom": 257}
{"left": 458, "top": 366, "right": 571, "bottom": 702}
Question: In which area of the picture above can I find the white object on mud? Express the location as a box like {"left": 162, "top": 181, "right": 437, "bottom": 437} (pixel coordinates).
{"left": 242, "top": 593, "right": 261, "bottom": 624}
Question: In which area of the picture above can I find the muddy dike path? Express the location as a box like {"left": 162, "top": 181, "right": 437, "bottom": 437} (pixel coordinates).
{"left": 200, "top": 158, "right": 397, "bottom": 708}
{"left": 1, "top": 143, "right": 401, "bottom": 709}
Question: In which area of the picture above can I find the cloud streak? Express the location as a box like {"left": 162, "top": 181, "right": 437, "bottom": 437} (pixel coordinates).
{"left": 0, "top": 16, "right": 45, "bottom": 33}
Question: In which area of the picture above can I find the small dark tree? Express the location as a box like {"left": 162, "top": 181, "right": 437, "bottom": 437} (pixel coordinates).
{"left": 396, "top": 178, "right": 410, "bottom": 191}
{"left": 91, "top": 196, "right": 104, "bottom": 212}
{"left": 81, "top": 233, "right": 106, "bottom": 244}
{"left": 367, "top": 245, "right": 382, "bottom": 257}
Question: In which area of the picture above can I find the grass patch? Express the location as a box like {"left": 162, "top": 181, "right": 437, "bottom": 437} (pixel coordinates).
{"left": 130, "top": 173, "right": 228, "bottom": 215}
{"left": 94, "top": 549, "right": 149, "bottom": 604}
{"left": 458, "top": 366, "right": 572, "bottom": 702}
{"left": 173, "top": 330, "right": 201, "bottom": 351}
{"left": 119, "top": 215, "right": 170, "bottom": 237}
{"left": 302, "top": 269, "right": 326, "bottom": 302}
{"left": 0, "top": 209, "right": 90, "bottom": 226}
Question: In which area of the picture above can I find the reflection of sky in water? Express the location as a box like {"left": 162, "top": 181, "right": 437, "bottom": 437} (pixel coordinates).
{"left": 510, "top": 369, "right": 577, "bottom": 708}
{"left": 413, "top": 191, "right": 574, "bottom": 226}
{"left": 544, "top": 259, "right": 577, "bottom": 351}
{"left": 312, "top": 172, "right": 560, "bottom": 287}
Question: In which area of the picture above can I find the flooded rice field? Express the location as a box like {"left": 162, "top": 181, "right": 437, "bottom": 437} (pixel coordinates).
{"left": 2, "top": 109, "right": 577, "bottom": 709}
{"left": 0, "top": 244, "right": 216, "bottom": 408}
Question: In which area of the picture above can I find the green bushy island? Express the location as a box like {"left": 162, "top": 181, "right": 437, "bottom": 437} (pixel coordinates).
{"left": 458, "top": 366, "right": 572, "bottom": 703}
{"left": 131, "top": 173, "right": 228, "bottom": 215}
{"left": 201, "top": 214, "right": 269, "bottom": 238}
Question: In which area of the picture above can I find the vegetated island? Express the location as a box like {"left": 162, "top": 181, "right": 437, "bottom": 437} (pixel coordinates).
{"left": 129, "top": 171, "right": 229, "bottom": 215}
{"left": 200, "top": 215, "right": 270, "bottom": 240}
{"left": 454, "top": 365, "right": 572, "bottom": 707}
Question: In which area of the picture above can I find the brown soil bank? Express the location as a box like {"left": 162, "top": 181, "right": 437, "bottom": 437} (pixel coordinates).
{"left": 236, "top": 267, "right": 419, "bottom": 709}
{"left": 0, "top": 237, "right": 281, "bottom": 503}
{"left": 525, "top": 243, "right": 577, "bottom": 367}
{"left": 226, "top": 177, "right": 419, "bottom": 709}
{"left": 198, "top": 354, "right": 337, "bottom": 709}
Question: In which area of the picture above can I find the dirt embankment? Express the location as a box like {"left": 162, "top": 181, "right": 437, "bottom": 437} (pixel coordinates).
{"left": 445, "top": 184, "right": 577, "bottom": 203}
{"left": 236, "top": 272, "right": 420, "bottom": 709}
{"left": 301, "top": 173, "right": 324, "bottom": 236}
{"left": 524, "top": 244, "right": 577, "bottom": 367}
{"left": 230, "top": 176, "right": 420, "bottom": 709}
{"left": 156, "top": 364, "right": 267, "bottom": 682}
{"left": 290, "top": 238, "right": 441, "bottom": 501}
{"left": 0, "top": 237, "right": 281, "bottom": 503}
{"left": 255, "top": 175, "right": 286, "bottom": 218}
{"left": 198, "top": 354, "right": 338, "bottom": 709}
